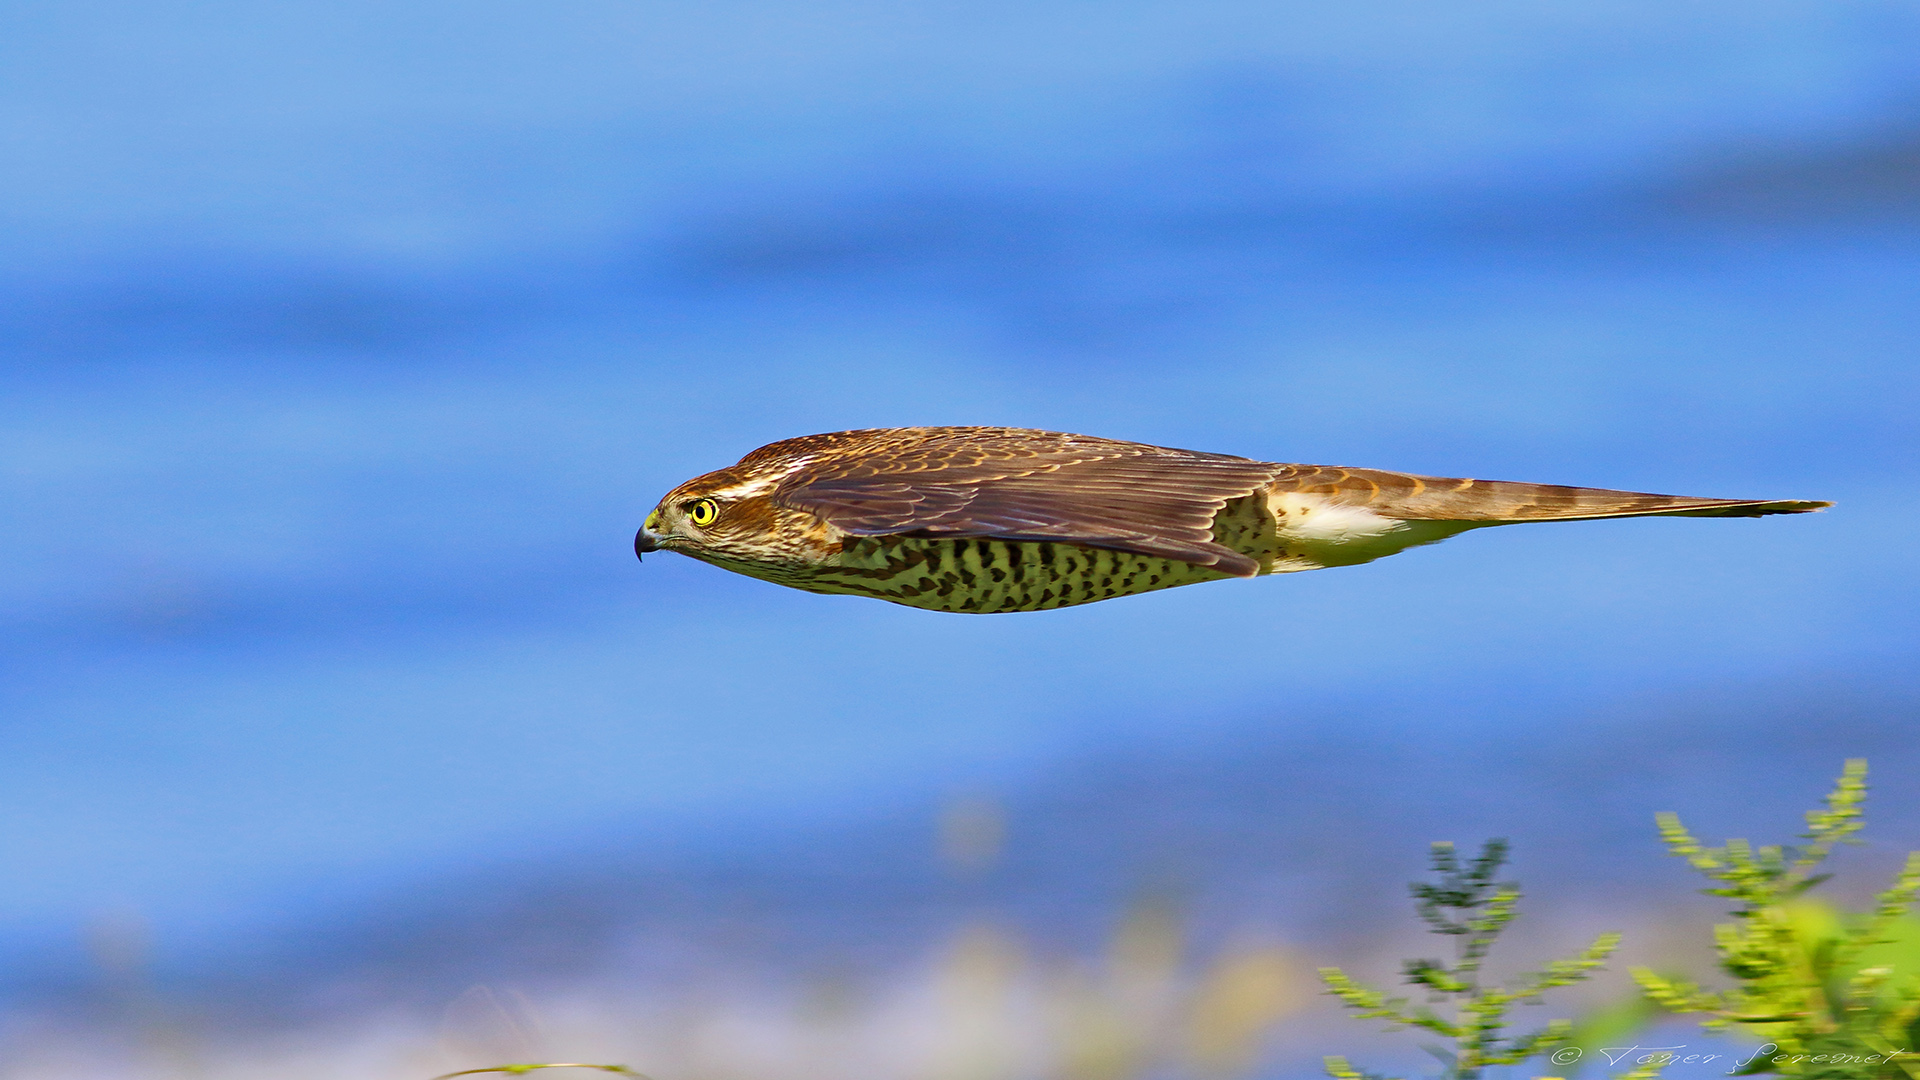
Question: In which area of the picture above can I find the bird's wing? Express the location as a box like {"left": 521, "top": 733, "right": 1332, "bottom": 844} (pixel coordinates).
{"left": 768, "top": 428, "right": 1279, "bottom": 575}
{"left": 1262, "top": 466, "right": 1831, "bottom": 521}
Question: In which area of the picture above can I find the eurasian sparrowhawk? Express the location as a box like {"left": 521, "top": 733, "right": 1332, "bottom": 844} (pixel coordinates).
{"left": 634, "top": 427, "right": 1828, "bottom": 614}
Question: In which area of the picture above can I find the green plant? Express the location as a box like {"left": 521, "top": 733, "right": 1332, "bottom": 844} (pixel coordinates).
{"left": 1633, "top": 760, "right": 1920, "bottom": 1079}
{"left": 429, "top": 1065, "right": 651, "bottom": 1079}
{"left": 1320, "top": 839, "right": 1623, "bottom": 1080}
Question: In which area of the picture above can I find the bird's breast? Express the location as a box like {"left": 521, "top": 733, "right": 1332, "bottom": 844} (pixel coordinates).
{"left": 742, "top": 535, "right": 1226, "bottom": 613}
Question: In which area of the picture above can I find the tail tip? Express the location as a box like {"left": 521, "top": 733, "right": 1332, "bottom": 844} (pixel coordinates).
{"left": 1724, "top": 499, "right": 1832, "bottom": 517}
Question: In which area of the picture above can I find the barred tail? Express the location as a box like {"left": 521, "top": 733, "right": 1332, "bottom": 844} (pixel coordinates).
{"left": 1263, "top": 466, "right": 1831, "bottom": 523}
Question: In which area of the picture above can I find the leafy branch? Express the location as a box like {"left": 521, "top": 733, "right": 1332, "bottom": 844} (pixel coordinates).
{"left": 1632, "top": 760, "right": 1920, "bottom": 1079}
{"left": 1321, "top": 839, "right": 1619, "bottom": 1080}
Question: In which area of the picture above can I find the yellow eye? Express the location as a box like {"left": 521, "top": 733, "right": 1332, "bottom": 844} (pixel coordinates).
{"left": 685, "top": 498, "right": 719, "bottom": 527}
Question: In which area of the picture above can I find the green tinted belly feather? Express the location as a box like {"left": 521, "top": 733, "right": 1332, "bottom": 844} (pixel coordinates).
{"left": 746, "top": 536, "right": 1235, "bottom": 613}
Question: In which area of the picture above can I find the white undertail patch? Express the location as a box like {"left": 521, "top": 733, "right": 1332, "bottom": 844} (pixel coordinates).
{"left": 1264, "top": 491, "right": 1477, "bottom": 568}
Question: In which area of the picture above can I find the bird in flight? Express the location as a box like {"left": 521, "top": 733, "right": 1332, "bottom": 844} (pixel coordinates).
{"left": 634, "top": 427, "right": 1828, "bottom": 614}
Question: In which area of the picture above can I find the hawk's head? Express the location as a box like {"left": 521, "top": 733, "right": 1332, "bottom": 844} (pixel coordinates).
{"left": 634, "top": 439, "right": 842, "bottom": 566}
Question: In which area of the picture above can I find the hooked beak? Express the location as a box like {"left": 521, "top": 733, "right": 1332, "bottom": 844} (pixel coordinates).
{"left": 635, "top": 509, "right": 665, "bottom": 560}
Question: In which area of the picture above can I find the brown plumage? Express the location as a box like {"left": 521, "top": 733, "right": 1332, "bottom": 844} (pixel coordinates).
{"left": 634, "top": 427, "right": 1829, "bottom": 613}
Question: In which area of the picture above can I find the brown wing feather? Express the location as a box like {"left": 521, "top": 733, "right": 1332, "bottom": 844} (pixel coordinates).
{"left": 768, "top": 427, "right": 1279, "bottom": 575}
{"left": 756, "top": 428, "right": 1827, "bottom": 577}
{"left": 1265, "top": 466, "right": 1831, "bottom": 521}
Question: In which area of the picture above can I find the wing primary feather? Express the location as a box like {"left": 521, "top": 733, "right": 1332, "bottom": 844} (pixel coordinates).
{"left": 759, "top": 428, "right": 1826, "bottom": 581}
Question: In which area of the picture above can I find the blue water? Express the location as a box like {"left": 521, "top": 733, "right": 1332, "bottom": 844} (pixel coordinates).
{"left": 2, "top": 0, "right": 1918, "bottom": 979}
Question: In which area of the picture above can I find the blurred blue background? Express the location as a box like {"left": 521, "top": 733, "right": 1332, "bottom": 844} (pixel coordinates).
{"left": 3, "top": 1, "right": 1919, "bottom": 1075}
